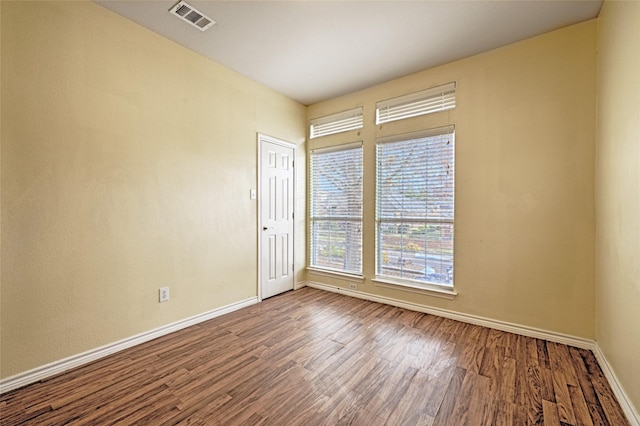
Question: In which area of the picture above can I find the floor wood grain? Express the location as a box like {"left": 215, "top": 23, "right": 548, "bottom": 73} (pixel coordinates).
{"left": 0, "top": 287, "right": 630, "bottom": 425}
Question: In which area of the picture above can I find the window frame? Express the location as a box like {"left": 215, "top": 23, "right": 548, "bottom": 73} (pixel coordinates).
{"left": 375, "top": 126, "right": 455, "bottom": 292}
{"left": 308, "top": 141, "right": 364, "bottom": 277}
{"left": 310, "top": 107, "right": 364, "bottom": 139}
{"left": 376, "top": 82, "right": 456, "bottom": 125}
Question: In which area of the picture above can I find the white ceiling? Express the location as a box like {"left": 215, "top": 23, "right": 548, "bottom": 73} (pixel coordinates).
{"left": 95, "top": 0, "right": 603, "bottom": 105}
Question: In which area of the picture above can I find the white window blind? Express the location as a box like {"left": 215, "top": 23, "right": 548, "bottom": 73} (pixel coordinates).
{"left": 376, "top": 126, "right": 455, "bottom": 286}
{"left": 310, "top": 142, "right": 363, "bottom": 274}
{"left": 310, "top": 107, "right": 364, "bottom": 139}
{"left": 376, "top": 82, "right": 456, "bottom": 125}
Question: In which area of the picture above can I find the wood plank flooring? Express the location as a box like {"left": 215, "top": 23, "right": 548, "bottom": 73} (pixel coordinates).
{"left": 0, "top": 287, "right": 630, "bottom": 425}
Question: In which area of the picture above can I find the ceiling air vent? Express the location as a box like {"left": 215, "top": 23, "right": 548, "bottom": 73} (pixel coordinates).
{"left": 169, "top": 1, "right": 215, "bottom": 31}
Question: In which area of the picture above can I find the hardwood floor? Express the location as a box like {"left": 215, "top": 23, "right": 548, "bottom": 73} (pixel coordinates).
{"left": 0, "top": 287, "right": 630, "bottom": 425}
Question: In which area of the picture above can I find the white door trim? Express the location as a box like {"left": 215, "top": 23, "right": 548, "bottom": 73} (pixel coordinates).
{"left": 257, "top": 133, "right": 296, "bottom": 301}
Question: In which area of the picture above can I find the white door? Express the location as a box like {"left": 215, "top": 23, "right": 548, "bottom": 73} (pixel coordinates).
{"left": 259, "top": 135, "right": 295, "bottom": 299}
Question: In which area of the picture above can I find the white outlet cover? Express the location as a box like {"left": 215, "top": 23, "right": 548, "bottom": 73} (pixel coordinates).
{"left": 159, "top": 287, "right": 170, "bottom": 302}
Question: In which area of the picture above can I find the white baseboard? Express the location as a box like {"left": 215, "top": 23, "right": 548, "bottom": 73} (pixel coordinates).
{"left": 303, "top": 281, "right": 594, "bottom": 349}
{"left": 592, "top": 343, "right": 640, "bottom": 426}
{"left": 294, "top": 281, "right": 308, "bottom": 290}
{"left": 0, "top": 297, "right": 258, "bottom": 394}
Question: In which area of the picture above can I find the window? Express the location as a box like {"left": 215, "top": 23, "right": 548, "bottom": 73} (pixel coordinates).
{"left": 376, "top": 126, "right": 455, "bottom": 287}
{"left": 310, "top": 107, "right": 363, "bottom": 139}
{"left": 309, "top": 142, "right": 363, "bottom": 275}
{"left": 376, "top": 82, "right": 456, "bottom": 125}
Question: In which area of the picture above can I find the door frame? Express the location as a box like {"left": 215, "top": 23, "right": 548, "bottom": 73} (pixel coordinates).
{"left": 257, "top": 133, "right": 297, "bottom": 302}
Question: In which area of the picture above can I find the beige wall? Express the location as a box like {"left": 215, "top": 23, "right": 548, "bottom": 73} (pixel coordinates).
{"left": 596, "top": 0, "right": 640, "bottom": 413}
{"left": 0, "top": 1, "right": 306, "bottom": 379}
{"left": 307, "top": 21, "right": 597, "bottom": 339}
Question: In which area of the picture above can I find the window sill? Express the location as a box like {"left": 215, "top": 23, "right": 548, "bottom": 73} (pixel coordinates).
{"left": 306, "top": 267, "right": 364, "bottom": 282}
{"left": 372, "top": 277, "right": 457, "bottom": 300}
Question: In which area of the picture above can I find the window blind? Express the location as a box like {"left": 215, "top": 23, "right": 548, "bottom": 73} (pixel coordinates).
{"left": 376, "top": 82, "right": 456, "bottom": 125}
{"left": 309, "top": 142, "right": 363, "bottom": 274}
{"left": 376, "top": 126, "right": 455, "bottom": 286}
{"left": 310, "top": 107, "right": 364, "bottom": 139}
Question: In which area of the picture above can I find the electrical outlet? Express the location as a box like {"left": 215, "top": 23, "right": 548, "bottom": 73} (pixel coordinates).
{"left": 159, "top": 287, "right": 170, "bottom": 303}
{"left": 348, "top": 282, "right": 358, "bottom": 291}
